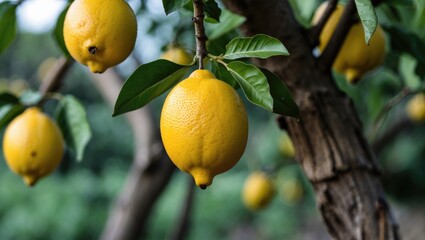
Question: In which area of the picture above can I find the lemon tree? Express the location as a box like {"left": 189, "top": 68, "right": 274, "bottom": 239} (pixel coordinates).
{"left": 1, "top": 0, "right": 425, "bottom": 239}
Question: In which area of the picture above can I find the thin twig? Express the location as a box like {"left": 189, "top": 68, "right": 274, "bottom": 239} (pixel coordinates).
{"left": 370, "top": 87, "right": 414, "bottom": 140}
{"left": 318, "top": 0, "right": 357, "bottom": 69}
{"left": 39, "top": 57, "right": 74, "bottom": 97}
{"left": 309, "top": 0, "right": 338, "bottom": 48}
{"left": 192, "top": 0, "right": 208, "bottom": 69}
{"left": 372, "top": 115, "right": 412, "bottom": 155}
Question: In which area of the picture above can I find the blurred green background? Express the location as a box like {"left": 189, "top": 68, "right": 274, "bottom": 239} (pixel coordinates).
{"left": 0, "top": 0, "right": 424, "bottom": 239}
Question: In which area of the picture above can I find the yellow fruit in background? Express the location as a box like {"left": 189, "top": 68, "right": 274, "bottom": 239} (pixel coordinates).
{"left": 37, "top": 57, "right": 57, "bottom": 82}
{"left": 279, "top": 132, "right": 295, "bottom": 158}
{"left": 160, "top": 45, "right": 193, "bottom": 65}
{"left": 406, "top": 93, "right": 425, "bottom": 122}
{"left": 63, "top": 0, "right": 137, "bottom": 73}
{"left": 280, "top": 178, "right": 303, "bottom": 204}
{"left": 3, "top": 107, "right": 64, "bottom": 186}
{"left": 313, "top": 2, "right": 386, "bottom": 83}
{"left": 242, "top": 172, "right": 275, "bottom": 210}
{"left": 9, "top": 79, "right": 28, "bottom": 95}
{"left": 160, "top": 70, "right": 248, "bottom": 189}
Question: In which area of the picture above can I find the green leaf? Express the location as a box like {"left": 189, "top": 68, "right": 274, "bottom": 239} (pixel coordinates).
{"left": 55, "top": 95, "right": 91, "bottom": 161}
{"left": 206, "top": 9, "right": 246, "bottom": 40}
{"left": 114, "top": 60, "right": 190, "bottom": 116}
{"left": 0, "top": 2, "right": 11, "bottom": 15}
{"left": 0, "top": 104, "right": 25, "bottom": 130}
{"left": 211, "top": 61, "right": 238, "bottom": 88}
{"left": 204, "top": 0, "right": 221, "bottom": 23}
{"left": 260, "top": 68, "right": 299, "bottom": 118}
{"left": 19, "top": 90, "right": 42, "bottom": 106}
{"left": 225, "top": 61, "right": 273, "bottom": 111}
{"left": 354, "top": 0, "right": 378, "bottom": 44}
{"left": 53, "top": 5, "right": 71, "bottom": 57}
{"left": 0, "top": 3, "right": 17, "bottom": 55}
{"left": 0, "top": 92, "right": 18, "bottom": 107}
{"left": 224, "top": 34, "right": 289, "bottom": 60}
{"left": 162, "top": 0, "right": 190, "bottom": 15}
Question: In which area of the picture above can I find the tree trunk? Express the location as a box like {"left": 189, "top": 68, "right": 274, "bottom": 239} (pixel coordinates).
{"left": 90, "top": 70, "right": 176, "bottom": 240}
{"left": 223, "top": 0, "right": 400, "bottom": 239}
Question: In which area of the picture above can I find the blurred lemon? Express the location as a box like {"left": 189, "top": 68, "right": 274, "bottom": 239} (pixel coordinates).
{"left": 280, "top": 178, "right": 303, "bottom": 204}
{"left": 406, "top": 93, "right": 425, "bottom": 122}
{"left": 160, "top": 45, "right": 193, "bottom": 65}
{"left": 313, "top": 2, "right": 386, "bottom": 83}
{"left": 3, "top": 107, "right": 65, "bottom": 186}
{"left": 279, "top": 132, "right": 295, "bottom": 158}
{"left": 242, "top": 171, "right": 275, "bottom": 210}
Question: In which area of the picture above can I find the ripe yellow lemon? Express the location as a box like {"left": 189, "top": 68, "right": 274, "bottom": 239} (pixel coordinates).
{"left": 160, "top": 70, "right": 248, "bottom": 189}
{"left": 406, "top": 93, "right": 425, "bottom": 122}
{"left": 313, "top": 2, "right": 386, "bottom": 83}
{"left": 242, "top": 172, "right": 275, "bottom": 210}
{"left": 63, "top": 0, "right": 137, "bottom": 73}
{"left": 3, "top": 107, "right": 64, "bottom": 186}
{"left": 160, "top": 45, "right": 193, "bottom": 65}
{"left": 278, "top": 132, "right": 295, "bottom": 158}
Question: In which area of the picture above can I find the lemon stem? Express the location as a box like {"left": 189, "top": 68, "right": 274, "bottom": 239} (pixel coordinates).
{"left": 192, "top": 0, "right": 208, "bottom": 69}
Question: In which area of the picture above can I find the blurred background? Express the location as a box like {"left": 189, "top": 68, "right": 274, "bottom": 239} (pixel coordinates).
{"left": 0, "top": 0, "right": 424, "bottom": 239}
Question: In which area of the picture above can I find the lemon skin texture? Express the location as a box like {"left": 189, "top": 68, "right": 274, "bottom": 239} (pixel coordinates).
{"left": 160, "top": 70, "right": 248, "bottom": 189}
{"left": 3, "top": 107, "right": 65, "bottom": 186}
{"left": 160, "top": 46, "right": 193, "bottom": 65}
{"left": 63, "top": 0, "right": 137, "bottom": 73}
{"left": 406, "top": 93, "right": 425, "bottom": 122}
{"left": 313, "top": 3, "right": 386, "bottom": 83}
{"left": 242, "top": 172, "right": 275, "bottom": 210}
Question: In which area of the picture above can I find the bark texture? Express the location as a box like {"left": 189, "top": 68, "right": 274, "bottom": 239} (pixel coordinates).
{"left": 223, "top": 0, "right": 400, "bottom": 239}
{"left": 90, "top": 70, "right": 175, "bottom": 240}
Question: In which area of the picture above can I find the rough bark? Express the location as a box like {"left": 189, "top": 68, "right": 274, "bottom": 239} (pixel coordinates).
{"left": 223, "top": 0, "right": 400, "bottom": 239}
{"left": 90, "top": 70, "right": 175, "bottom": 240}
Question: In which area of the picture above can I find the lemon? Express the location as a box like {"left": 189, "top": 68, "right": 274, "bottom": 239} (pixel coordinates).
{"left": 2, "top": 107, "right": 64, "bottom": 186}
{"left": 280, "top": 178, "right": 303, "bottom": 204}
{"left": 313, "top": 2, "right": 386, "bottom": 83}
{"left": 406, "top": 93, "right": 425, "bottom": 122}
{"left": 160, "top": 70, "right": 248, "bottom": 189}
{"left": 278, "top": 132, "right": 295, "bottom": 158}
{"left": 160, "top": 45, "right": 193, "bottom": 65}
{"left": 63, "top": 0, "right": 137, "bottom": 73}
{"left": 242, "top": 172, "right": 275, "bottom": 210}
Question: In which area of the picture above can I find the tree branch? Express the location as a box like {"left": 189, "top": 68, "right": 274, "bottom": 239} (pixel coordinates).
{"left": 169, "top": 176, "right": 196, "bottom": 240}
{"left": 38, "top": 57, "right": 74, "bottom": 96}
{"left": 372, "top": 115, "right": 413, "bottom": 155}
{"left": 192, "top": 0, "right": 208, "bottom": 69}
{"left": 91, "top": 69, "right": 176, "bottom": 240}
